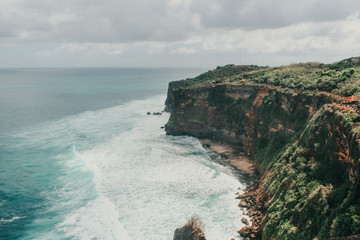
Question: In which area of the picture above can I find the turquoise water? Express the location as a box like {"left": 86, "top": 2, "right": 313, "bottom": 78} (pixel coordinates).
{"left": 0, "top": 68, "right": 247, "bottom": 240}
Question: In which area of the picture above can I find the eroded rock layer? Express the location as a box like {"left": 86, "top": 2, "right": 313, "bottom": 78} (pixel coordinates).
{"left": 165, "top": 63, "right": 360, "bottom": 240}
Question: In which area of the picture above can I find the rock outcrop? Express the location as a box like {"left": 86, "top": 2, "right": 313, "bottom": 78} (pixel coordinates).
{"left": 173, "top": 216, "right": 206, "bottom": 240}
{"left": 165, "top": 83, "right": 329, "bottom": 159}
{"left": 237, "top": 180, "right": 266, "bottom": 239}
{"left": 165, "top": 62, "right": 360, "bottom": 239}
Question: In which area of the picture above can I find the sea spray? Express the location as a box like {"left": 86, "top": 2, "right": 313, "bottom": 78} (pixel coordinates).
{"left": 0, "top": 68, "right": 248, "bottom": 239}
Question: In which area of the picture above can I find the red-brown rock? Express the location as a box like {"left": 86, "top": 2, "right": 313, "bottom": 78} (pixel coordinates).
{"left": 241, "top": 217, "right": 249, "bottom": 225}
{"left": 238, "top": 199, "right": 250, "bottom": 208}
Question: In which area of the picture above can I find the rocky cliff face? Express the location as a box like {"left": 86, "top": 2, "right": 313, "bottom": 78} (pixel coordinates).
{"left": 166, "top": 83, "right": 329, "bottom": 168}
{"left": 165, "top": 81, "right": 360, "bottom": 239}
{"left": 261, "top": 104, "right": 360, "bottom": 239}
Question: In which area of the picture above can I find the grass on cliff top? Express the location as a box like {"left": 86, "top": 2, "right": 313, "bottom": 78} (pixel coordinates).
{"left": 178, "top": 57, "right": 360, "bottom": 97}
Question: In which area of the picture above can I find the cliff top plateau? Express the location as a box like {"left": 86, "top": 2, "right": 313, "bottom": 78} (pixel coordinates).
{"left": 166, "top": 56, "right": 360, "bottom": 240}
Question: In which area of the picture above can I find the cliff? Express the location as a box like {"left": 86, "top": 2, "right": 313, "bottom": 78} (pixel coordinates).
{"left": 165, "top": 59, "right": 360, "bottom": 239}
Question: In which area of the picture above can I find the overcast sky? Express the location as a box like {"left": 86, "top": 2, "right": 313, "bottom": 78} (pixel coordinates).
{"left": 1, "top": 0, "right": 360, "bottom": 68}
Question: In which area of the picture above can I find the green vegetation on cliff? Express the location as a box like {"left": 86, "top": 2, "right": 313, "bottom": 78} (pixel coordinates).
{"left": 243, "top": 62, "right": 359, "bottom": 97}
{"left": 177, "top": 57, "right": 360, "bottom": 97}
{"left": 262, "top": 105, "right": 360, "bottom": 239}
{"left": 165, "top": 56, "right": 360, "bottom": 239}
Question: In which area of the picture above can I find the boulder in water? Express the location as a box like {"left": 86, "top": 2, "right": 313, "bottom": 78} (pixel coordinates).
{"left": 173, "top": 215, "right": 206, "bottom": 240}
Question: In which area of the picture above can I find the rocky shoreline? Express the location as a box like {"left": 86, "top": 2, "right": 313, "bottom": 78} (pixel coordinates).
{"left": 199, "top": 139, "right": 265, "bottom": 240}
{"left": 199, "top": 139, "right": 257, "bottom": 184}
{"left": 236, "top": 180, "right": 266, "bottom": 240}
{"left": 166, "top": 60, "right": 360, "bottom": 239}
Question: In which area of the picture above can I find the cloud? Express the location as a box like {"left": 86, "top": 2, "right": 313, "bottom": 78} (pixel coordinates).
{"left": 195, "top": 14, "right": 360, "bottom": 55}
{"left": 171, "top": 47, "right": 196, "bottom": 54}
{"left": 1, "top": 0, "right": 360, "bottom": 67}
{"left": 37, "top": 43, "right": 125, "bottom": 57}
{"left": 0, "top": 0, "right": 201, "bottom": 43}
{"left": 189, "top": 0, "right": 360, "bottom": 30}
{"left": 1, "top": 0, "right": 359, "bottom": 44}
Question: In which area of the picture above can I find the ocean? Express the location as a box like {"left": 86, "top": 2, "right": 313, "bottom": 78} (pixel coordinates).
{"left": 0, "top": 68, "right": 247, "bottom": 240}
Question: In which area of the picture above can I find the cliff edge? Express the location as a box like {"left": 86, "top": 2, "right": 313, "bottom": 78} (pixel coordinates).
{"left": 165, "top": 59, "right": 360, "bottom": 239}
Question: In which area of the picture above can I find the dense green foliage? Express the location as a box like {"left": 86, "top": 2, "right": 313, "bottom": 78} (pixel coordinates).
{"left": 178, "top": 57, "right": 360, "bottom": 97}
{"left": 251, "top": 90, "right": 317, "bottom": 171}
{"left": 242, "top": 62, "right": 360, "bottom": 97}
{"left": 166, "top": 56, "right": 360, "bottom": 239}
{"left": 171, "top": 64, "right": 264, "bottom": 88}
{"left": 262, "top": 106, "right": 360, "bottom": 239}
{"left": 196, "top": 64, "right": 264, "bottom": 83}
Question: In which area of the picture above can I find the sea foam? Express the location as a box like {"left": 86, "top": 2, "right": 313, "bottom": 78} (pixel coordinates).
{"left": 4, "top": 95, "right": 247, "bottom": 240}
{"left": 0, "top": 216, "right": 25, "bottom": 224}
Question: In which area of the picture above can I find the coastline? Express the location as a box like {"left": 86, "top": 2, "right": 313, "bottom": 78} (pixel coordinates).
{"left": 199, "top": 139, "right": 257, "bottom": 182}
{"left": 199, "top": 138, "right": 265, "bottom": 240}
{"left": 165, "top": 58, "right": 360, "bottom": 239}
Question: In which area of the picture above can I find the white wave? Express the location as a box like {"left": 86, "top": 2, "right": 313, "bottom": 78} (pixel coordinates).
{"left": 69, "top": 95, "right": 247, "bottom": 240}
{"left": 57, "top": 196, "right": 131, "bottom": 240}
{"left": 14, "top": 94, "right": 247, "bottom": 240}
{"left": 0, "top": 216, "right": 25, "bottom": 223}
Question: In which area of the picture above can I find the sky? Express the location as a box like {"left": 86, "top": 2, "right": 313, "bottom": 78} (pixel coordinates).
{"left": 1, "top": 0, "right": 360, "bottom": 68}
